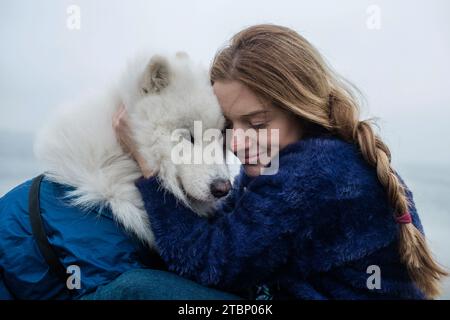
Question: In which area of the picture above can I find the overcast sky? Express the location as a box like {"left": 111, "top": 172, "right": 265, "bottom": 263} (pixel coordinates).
{"left": 1, "top": 0, "right": 449, "bottom": 166}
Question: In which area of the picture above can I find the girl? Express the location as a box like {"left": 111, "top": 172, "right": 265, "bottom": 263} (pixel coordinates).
{"left": 109, "top": 24, "right": 447, "bottom": 300}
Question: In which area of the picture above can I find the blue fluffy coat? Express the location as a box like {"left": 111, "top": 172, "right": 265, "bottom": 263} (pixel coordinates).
{"left": 135, "top": 137, "right": 425, "bottom": 299}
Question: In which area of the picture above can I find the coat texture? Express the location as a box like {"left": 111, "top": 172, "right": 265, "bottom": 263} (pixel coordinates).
{"left": 135, "top": 136, "right": 426, "bottom": 299}
{"left": 0, "top": 177, "right": 165, "bottom": 300}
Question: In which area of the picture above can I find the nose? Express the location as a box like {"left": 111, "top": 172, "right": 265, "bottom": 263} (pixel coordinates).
{"left": 210, "top": 179, "right": 232, "bottom": 198}
{"left": 230, "top": 129, "right": 257, "bottom": 160}
{"left": 230, "top": 129, "right": 253, "bottom": 154}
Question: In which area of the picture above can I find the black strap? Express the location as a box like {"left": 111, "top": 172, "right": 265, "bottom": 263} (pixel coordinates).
{"left": 29, "top": 174, "right": 68, "bottom": 282}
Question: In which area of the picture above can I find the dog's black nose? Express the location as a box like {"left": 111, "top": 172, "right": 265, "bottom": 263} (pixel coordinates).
{"left": 210, "top": 179, "right": 231, "bottom": 198}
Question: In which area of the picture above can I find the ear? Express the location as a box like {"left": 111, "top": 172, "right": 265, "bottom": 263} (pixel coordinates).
{"left": 141, "top": 55, "right": 170, "bottom": 94}
{"left": 176, "top": 51, "right": 189, "bottom": 59}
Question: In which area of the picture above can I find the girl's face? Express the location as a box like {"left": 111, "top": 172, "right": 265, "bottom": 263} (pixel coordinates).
{"left": 213, "top": 81, "right": 303, "bottom": 176}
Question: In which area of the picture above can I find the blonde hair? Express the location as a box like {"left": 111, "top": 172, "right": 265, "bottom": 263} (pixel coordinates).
{"left": 210, "top": 24, "right": 448, "bottom": 298}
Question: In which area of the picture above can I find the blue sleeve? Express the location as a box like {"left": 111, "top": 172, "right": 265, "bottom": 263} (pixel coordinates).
{"left": 0, "top": 272, "right": 14, "bottom": 300}
{"left": 135, "top": 174, "right": 318, "bottom": 291}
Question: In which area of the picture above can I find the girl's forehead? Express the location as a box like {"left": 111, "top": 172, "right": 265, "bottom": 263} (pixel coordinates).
{"left": 213, "top": 81, "right": 266, "bottom": 118}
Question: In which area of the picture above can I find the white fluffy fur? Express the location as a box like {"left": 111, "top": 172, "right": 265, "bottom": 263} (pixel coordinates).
{"left": 34, "top": 52, "right": 230, "bottom": 248}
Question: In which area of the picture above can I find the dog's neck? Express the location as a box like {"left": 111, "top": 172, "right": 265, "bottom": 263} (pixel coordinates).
{"left": 34, "top": 93, "right": 155, "bottom": 247}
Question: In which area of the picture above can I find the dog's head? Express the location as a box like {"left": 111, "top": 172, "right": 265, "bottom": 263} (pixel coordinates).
{"left": 119, "top": 52, "right": 231, "bottom": 214}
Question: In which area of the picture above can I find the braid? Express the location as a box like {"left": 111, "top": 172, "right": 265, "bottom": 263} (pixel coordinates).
{"left": 328, "top": 87, "right": 448, "bottom": 298}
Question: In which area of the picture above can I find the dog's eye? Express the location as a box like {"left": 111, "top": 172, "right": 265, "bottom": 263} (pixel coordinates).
{"left": 141, "top": 87, "right": 148, "bottom": 94}
{"left": 190, "top": 133, "right": 195, "bottom": 144}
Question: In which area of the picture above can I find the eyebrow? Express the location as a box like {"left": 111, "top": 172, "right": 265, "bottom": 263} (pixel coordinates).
{"left": 240, "top": 110, "right": 269, "bottom": 118}
{"left": 223, "top": 109, "right": 269, "bottom": 123}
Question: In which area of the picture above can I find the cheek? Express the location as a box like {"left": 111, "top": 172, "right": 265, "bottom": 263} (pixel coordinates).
{"left": 257, "top": 131, "right": 272, "bottom": 150}
{"left": 277, "top": 127, "right": 292, "bottom": 148}
{"left": 257, "top": 123, "right": 280, "bottom": 150}
{"left": 260, "top": 119, "right": 300, "bottom": 151}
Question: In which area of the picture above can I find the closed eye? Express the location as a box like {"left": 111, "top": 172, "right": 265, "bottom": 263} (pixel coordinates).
{"left": 250, "top": 122, "right": 267, "bottom": 129}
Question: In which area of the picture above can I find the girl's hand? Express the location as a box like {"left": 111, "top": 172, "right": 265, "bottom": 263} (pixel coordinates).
{"left": 112, "top": 105, "right": 155, "bottom": 178}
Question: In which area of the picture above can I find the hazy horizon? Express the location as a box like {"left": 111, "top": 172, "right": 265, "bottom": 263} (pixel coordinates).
{"left": 1, "top": 0, "right": 450, "bottom": 167}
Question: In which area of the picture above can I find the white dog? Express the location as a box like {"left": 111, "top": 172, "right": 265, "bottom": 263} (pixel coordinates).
{"left": 34, "top": 52, "right": 231, "bottom": 248}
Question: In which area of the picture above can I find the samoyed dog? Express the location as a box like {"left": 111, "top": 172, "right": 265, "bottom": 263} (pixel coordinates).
{"left": 34, "top": 52, "right": 231, "bottom": 247}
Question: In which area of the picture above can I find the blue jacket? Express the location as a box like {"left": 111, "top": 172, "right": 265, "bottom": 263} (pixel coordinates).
{"left": 135, "top": 137, "right": 425, "bottom": 299}
{"left": 0, "top": 176, "right": 164, "bottom": 300}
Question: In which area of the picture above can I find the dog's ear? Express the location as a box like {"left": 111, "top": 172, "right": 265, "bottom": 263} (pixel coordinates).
{"left": 141, "top": 55, "right": 170, "bottom": 94}
{"left": 176, "top": 51, "right": 189, "bottom": 59}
